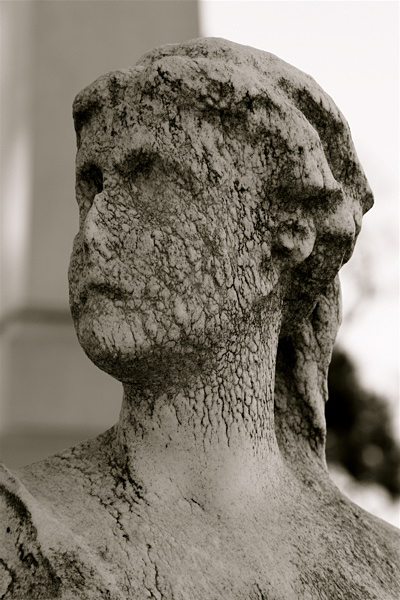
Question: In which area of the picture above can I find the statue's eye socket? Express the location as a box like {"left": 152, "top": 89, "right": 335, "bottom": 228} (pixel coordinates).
{"left": 79, "top": 163, "right": 103, "bottom": 194}
{"left": 76, "top": 163, "right": 103, "bottom": 216}
{"left": 116, "top": 149, "right": 157, "bottom": 182}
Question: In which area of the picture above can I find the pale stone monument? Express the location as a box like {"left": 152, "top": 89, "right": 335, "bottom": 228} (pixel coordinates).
{"left": 1, "top": 38, "right": 399, "bottom": 599}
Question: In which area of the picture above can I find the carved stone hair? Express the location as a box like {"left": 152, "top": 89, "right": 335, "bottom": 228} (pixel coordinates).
{"left": 74, "top": 37, "right": 372, "bottom": 209}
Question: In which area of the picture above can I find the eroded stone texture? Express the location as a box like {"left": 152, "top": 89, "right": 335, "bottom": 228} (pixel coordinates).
{"left": 1, "top": 37, "right": 399, "bottom": 599}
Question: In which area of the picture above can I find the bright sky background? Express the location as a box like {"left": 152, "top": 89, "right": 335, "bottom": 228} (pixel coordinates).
{"left": 199, "top": 1, "right": 399, "bottom": 422}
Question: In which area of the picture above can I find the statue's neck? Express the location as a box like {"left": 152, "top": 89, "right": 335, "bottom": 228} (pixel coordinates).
{"left": 112, "top": 322, "right": 282, "bottom": 513}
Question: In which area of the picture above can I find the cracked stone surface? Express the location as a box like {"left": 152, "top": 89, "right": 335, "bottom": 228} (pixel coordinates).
{"left": 1, "top": 37, "right": 399, "bottom": 599}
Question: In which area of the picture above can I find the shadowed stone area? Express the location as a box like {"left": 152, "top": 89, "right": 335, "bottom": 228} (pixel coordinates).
{"left": 1, "top": 37, "right": 398, "bottom": 599}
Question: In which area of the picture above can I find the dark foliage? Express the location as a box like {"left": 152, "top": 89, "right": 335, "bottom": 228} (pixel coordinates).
{"left": 326, "top": 348, "right": 400, "bottom": 498}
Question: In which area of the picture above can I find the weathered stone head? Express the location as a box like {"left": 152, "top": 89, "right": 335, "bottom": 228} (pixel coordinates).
{"left": 69, "top": 37, "right": 372, "bottom": 387}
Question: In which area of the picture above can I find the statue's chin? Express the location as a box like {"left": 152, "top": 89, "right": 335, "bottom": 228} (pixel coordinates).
{"left": 74, "top": 309, "right": 212, "bottom": 389}
{"left": 73, "top": 309, "right": 147, "bottom": 381}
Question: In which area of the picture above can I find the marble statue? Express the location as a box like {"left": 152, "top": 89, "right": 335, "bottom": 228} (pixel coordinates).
{"left": 1, "top": 38, "right": 399, "bottom": 599}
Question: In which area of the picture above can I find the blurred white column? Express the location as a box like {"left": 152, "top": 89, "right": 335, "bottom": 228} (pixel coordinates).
{"left": 1, "top": 1, "right": 33, "bottom": 316}
{"left": 0, "top": 1, "right": 200, "bottom": 466}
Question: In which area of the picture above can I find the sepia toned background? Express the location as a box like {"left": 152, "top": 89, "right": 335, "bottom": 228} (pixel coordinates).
{"left": 1, "top": 1, "right": 398, "bottom": 525}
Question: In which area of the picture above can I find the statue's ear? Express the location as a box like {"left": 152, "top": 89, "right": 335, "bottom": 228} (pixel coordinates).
{"left": 270, "top": 210, "right": 317, "bottom": 268}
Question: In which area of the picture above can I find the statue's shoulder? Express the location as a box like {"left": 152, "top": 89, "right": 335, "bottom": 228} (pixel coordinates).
{"left": 0, "top": 461, "right": 125, "bottom": 599}
{"left": 0, "top": 462, "right": 62, "bottom": 598}
{"left": 302, "top": 478, "right": 400, "bottom": 598}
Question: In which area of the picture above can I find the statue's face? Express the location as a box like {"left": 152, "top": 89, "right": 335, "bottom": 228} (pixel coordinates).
{"left": 69, "top": 103, "right": 274, "bottom": 383}
{"left": 69, "top": 88, "right": 366, "bottom": 383}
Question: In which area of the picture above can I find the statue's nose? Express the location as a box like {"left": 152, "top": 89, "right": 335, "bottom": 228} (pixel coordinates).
{"left": 82, "top": 192, "right": 113, "bottom": 262}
